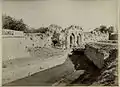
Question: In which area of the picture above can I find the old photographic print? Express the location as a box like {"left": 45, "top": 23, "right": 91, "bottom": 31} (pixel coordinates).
{"left": 2, "top": 0, "right": 118, "bottom": 86}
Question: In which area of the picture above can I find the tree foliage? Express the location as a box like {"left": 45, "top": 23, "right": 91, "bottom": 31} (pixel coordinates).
{"left": 93, "top": 25, "right": 114, "bottom": 34}
{"left": 51, "top": 31, "right": 60, "bottom": 46}
{"left": 2, "top": 14, "right": 28, "bottom": 32}
{"left": 107, "top": 26, "right": 114, "bottom": 33}
{"left": 36, "top": 27, "right": 49, "bottom": 33}
{"left": 99, "top": 25, "right": 108, "bottom": 33}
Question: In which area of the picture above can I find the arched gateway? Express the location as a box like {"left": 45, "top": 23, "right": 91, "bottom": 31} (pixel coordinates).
{"left": 65, "top": 25, "right": 84, "bottom": 49}
{"left": 70, "top": 33, "right": 75, "bottom": 48}
{"left": 77, "top": 33, "right": 82, "bottom": 46}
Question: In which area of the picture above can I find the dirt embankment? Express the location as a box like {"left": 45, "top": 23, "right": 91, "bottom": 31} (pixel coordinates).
{"left": 69, "top": 45, "right": 118, "bottom": 86}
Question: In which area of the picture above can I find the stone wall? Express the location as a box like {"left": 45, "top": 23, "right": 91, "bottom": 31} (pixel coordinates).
{"left": 24, "top": 33, "right": 52, "bottom": 48}
{"left": 24, "top": 33, "right": 44, "bottom": 47}
{"left": 2, "top": 27, "right": 110, "bottom": 61}
{"left": 2, "top": 30, "right": 52, "bottom": 61}
{"left": 2, "top": 29, "right": 30, "bottom": 61}
{"left": 84, "top": 31, "right": 109, "bottom": 43}
{"left": 63, "top": 26, "right": 109, "bottom": 49}
{"left": 2, "top": 29, "right": 24, "bottom": 36}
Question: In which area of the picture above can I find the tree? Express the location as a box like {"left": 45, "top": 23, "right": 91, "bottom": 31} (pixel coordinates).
{"left": 107, "top": 26, "right": 114, "bottom": 34}
{"left": 2, "top": 14, "right": 28, "bottom": 32}
{"left": 51, "top": 31, "right": 60, "bottom": 47}
{"left": 36, "top": 27, "right": 49, "bottom": 33}
{"left": 107, "top": 26, "right": 114, "bottom": 37}
{"left": 99, "top": 25, "right": 107, "bottom": 33}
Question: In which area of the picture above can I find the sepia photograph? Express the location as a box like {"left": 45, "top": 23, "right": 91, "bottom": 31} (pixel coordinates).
{"left": 2, "top": 0, "right": 118, "bottom": 86}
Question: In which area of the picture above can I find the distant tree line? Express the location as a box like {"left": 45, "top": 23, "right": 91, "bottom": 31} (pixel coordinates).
{"left": 31, "top": 27, "right": 49, "bottom": 33}
{"left": 93, "top": 25, "right": 115, "bottom": 35}
{"left": 2, "top": 14, "right": 28, "bottom": 32}
{"left": 2, "top": 14, "right": 52, "bottom": 34}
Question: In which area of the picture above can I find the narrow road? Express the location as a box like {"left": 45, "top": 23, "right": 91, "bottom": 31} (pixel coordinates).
{"left": 4, "top": 58, "right": 75, "bottom": 86}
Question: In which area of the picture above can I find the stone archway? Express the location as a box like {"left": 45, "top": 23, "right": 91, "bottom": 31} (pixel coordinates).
{"left": 77, "top": 33, "right": 82, "bottom": 46}
{"left": 77, "top": 36, "right": 79, "bottom": 46}
{"left": 70, "top": 33, "right": 75, "bottom": 48}
{"left": 70, "top": 36, "right": 72, "bottom": 48}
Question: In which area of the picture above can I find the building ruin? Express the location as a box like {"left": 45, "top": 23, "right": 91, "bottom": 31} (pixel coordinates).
{"left": 62, "top": 25, "right": 109, "bottom": 49}
{"left": 64, "top": 25, "right": 84, "bottom": 49}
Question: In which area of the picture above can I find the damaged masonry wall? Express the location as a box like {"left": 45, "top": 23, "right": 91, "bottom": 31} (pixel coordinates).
{"left": 63, "top": 26, "right": 109, "bottom": 49}
{"left": 28, "top": 24, "right": 109, "bottom": 49}
{"left": 84, "top": 31, "right": 109, "bottom": 43}
{"left": 21, "top": 25, "right": 109, "bottom": 49}
{"left": 64, "top": 25, "right": 84, "bottom": 49}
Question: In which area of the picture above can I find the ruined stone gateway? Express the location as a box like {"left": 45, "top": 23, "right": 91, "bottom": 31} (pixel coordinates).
{"left": 59, "top": 25, "right": 109, "bottom": 49}
{"left": 65, "top": 25, "right": 84, "bottom": 49}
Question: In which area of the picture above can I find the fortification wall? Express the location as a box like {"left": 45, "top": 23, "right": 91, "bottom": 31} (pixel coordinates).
{"left": 2, "top": 29, "right": 24, "bottom": 36}
{"left": 2, "top": 29, "right": 30, "bottom": 61}
{"left": 24, "top": 33, "right": 52, "bottom": 48}
{"left": 84, "top": 31, "right": 109, "bottom": 43}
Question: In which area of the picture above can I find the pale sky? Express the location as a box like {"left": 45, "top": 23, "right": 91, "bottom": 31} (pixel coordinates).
{"left": 2, "top": 0, "right": 117, "bottom": 31}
